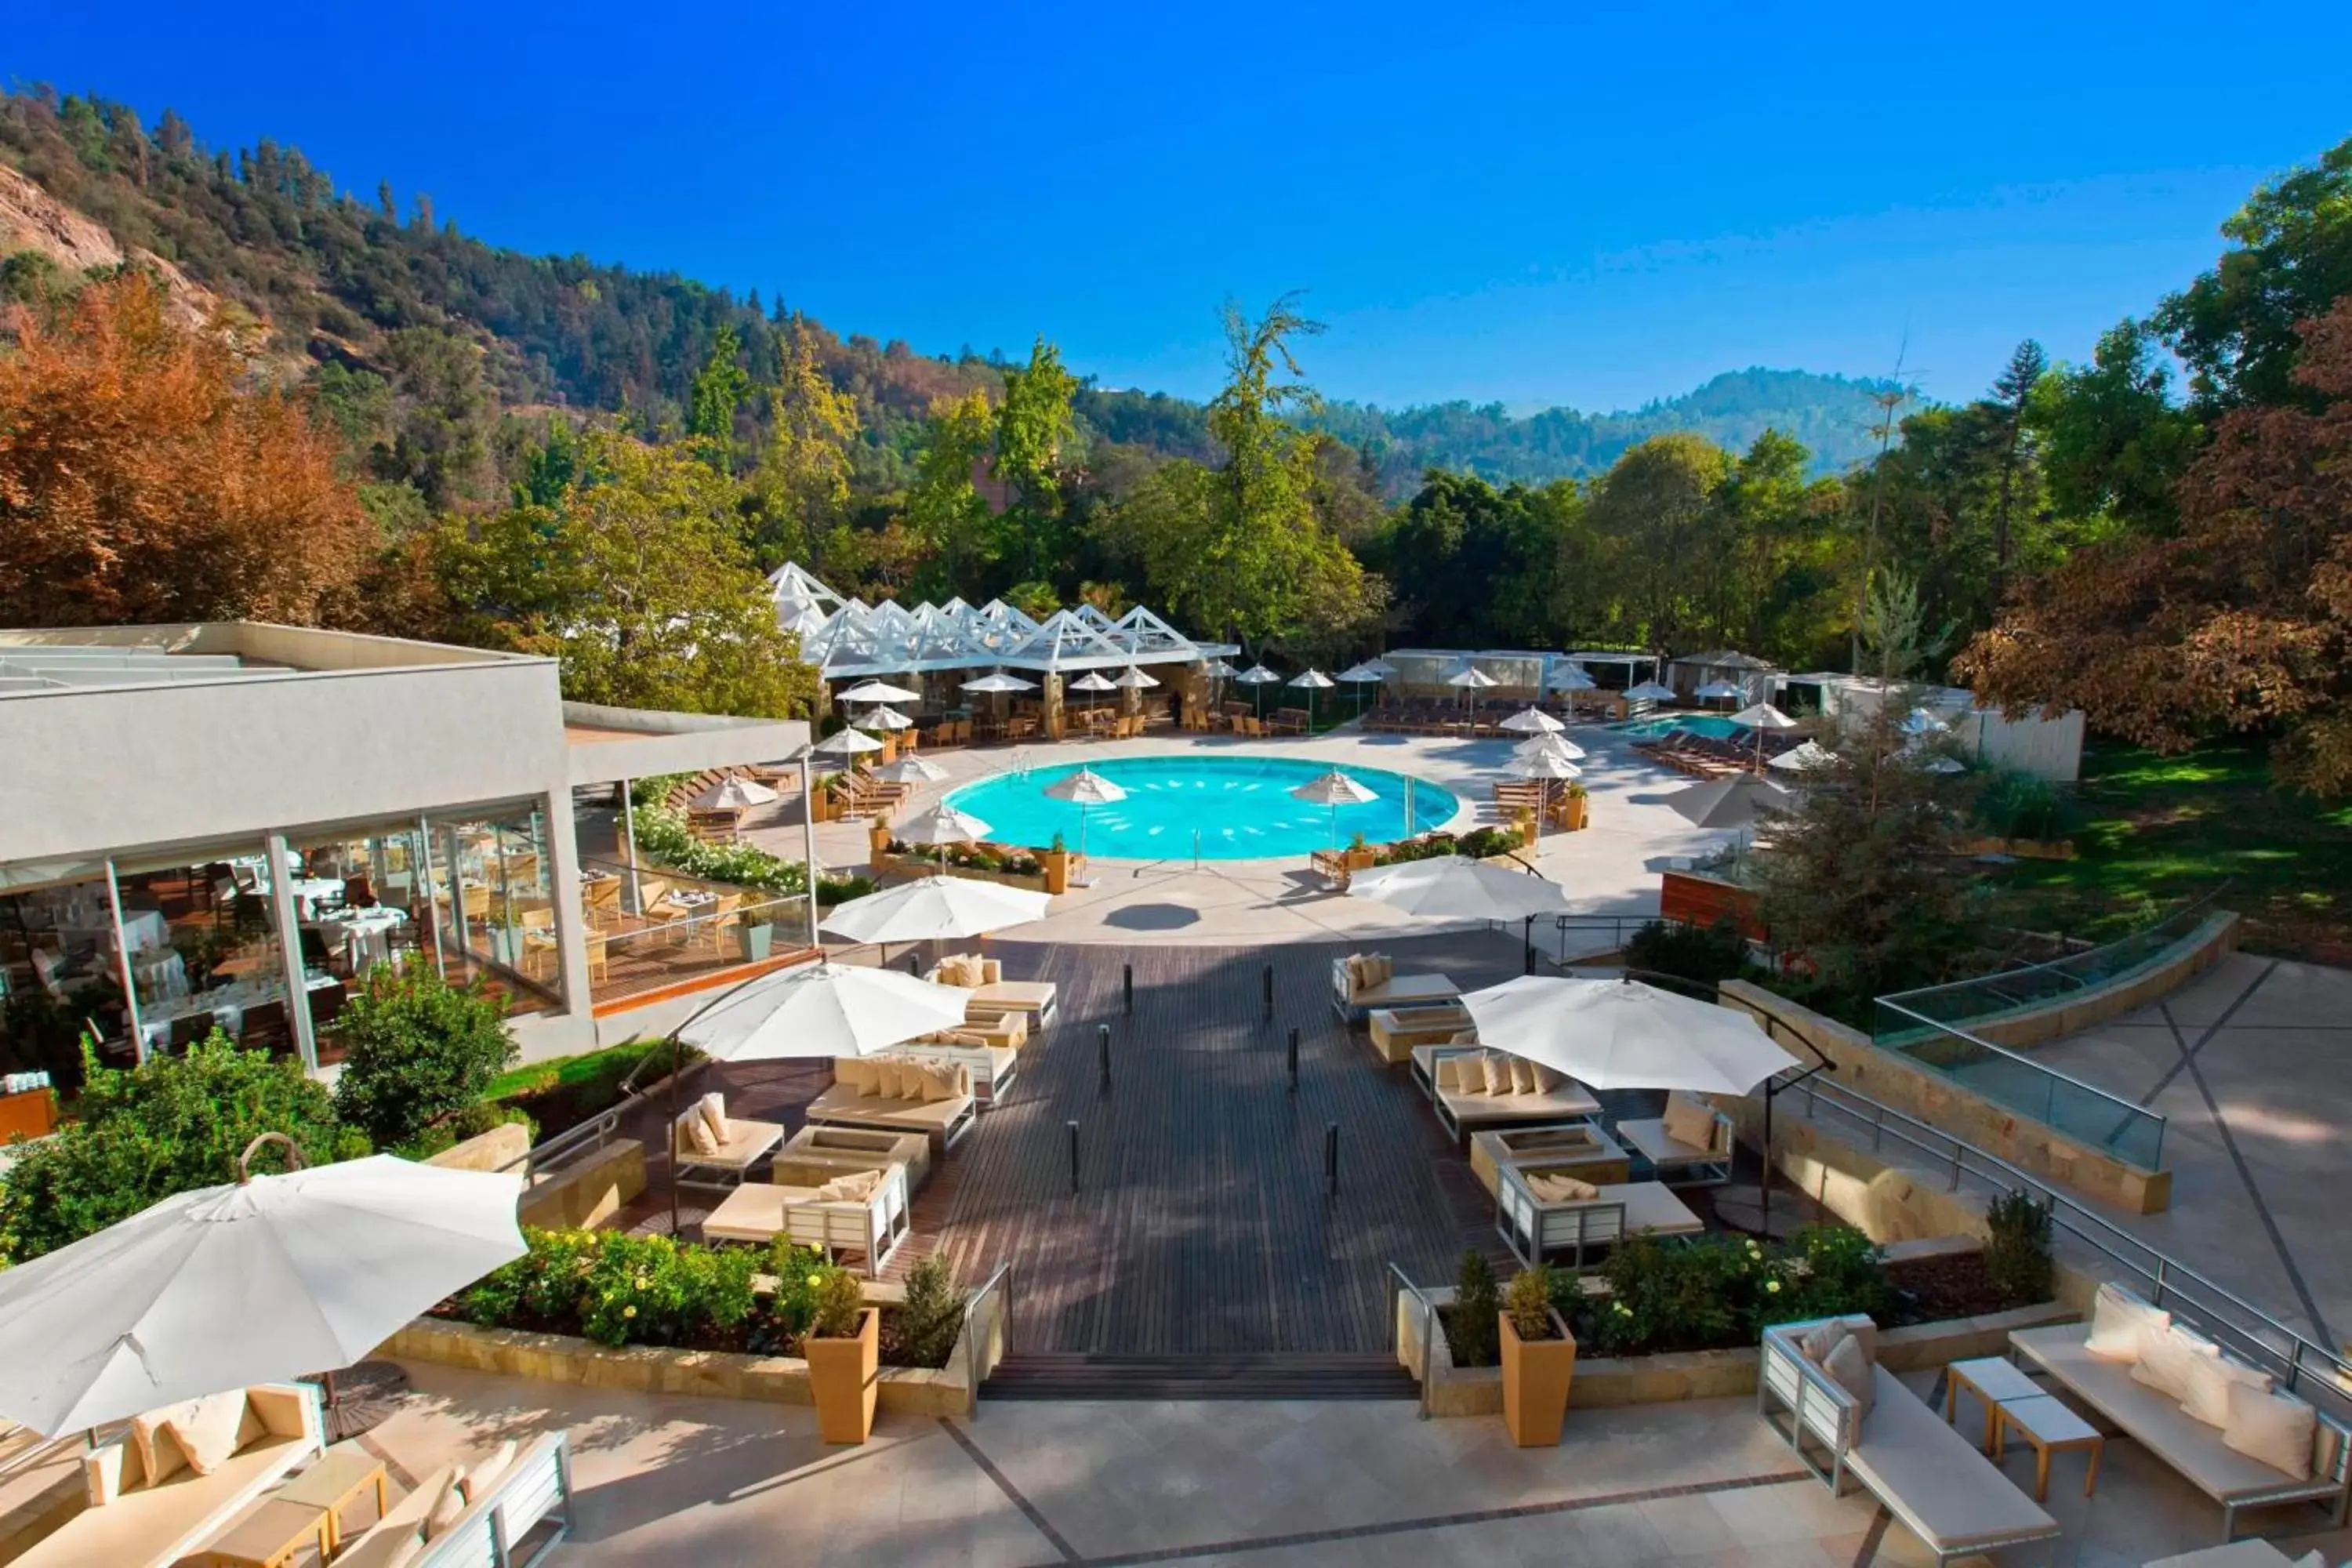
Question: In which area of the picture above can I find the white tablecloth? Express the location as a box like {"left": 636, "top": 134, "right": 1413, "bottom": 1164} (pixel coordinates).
{"left": 137, "top": 972, "right": 336, "bottom": 1050}
{"left": 313, "top": 906, "right": 407, "bottom": 975}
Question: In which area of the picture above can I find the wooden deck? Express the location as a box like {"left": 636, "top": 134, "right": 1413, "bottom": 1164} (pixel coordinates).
{"left": 663, "top": 932, "right": 1560, "bottom": 1356}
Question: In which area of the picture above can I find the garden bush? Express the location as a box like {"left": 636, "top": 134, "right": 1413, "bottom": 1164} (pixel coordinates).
{"left": 1503, "top": 1265, "right": 1556, "bottom": 1339}
{"left": 1445, "top": 1248, "right": 1501, "bottom": 1367}
{"left": 630, "top": 801, "right": 871, "bottom": 903}
{"left": 0, "top": 1034, "right": 368, "bottom": 1262}
{"left": 1984, "top": 1189, "right": 2056, "bottom": 1306}
{"left": 483, "top": 1038, "right": 695, "bottom": 1141}
{"left": 890, "top": 1255, "right": 969, "bottom": 1368}
{"left": 1568, "top": 1224, "right": 1893, "bottom": 1357}
{"left": 331, "top": 964, "right": 517, "bottom": 1152}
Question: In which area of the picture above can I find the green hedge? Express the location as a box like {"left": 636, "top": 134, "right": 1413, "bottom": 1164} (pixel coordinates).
{"left": 1565, "top": 1225, "right": 1895, "bottom": 1356}
{"left": 630, "top": 801, "right": 873, "bottom": 904}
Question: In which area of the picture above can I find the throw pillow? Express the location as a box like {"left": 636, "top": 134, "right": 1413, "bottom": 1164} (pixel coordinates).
{"left": 812, "top": 1177, "right": 849, "bottom": 1200}
{"left": 979, "top": 958, "right": 1003, "bottom": 984}
{"left": 1662, "top": 1094, "right": 1717, "bottom": 1150}
{"left": 1477, "top": 1053, "right": 1508, "bottom": 1095}
{"left": 833, "top": 1170, "right": 881, "bottom": 1201}
{"left": 1824, "top": 1333, "right": 1875, "bottom": 1417}
{"left": 697, "top": 1091, "right": 728, "bottom": 1142}
{"left": 2223, "top": 1380, "right": 2317, "bottom": 1479}
{"left": 1553, "top": 1174, "right": 1599, "bottom": 1200}
{"left": 458, "top": 1439, "right": 518, "bottom": 1504}
{"left": 1434, "top": 1056, "right": 1461, "bottom": 1092}
{"left": 953, "top": 1064, "right": 972, "bottom": 1098}
{"left": 2130, "top": 1321, "right": 2219, "bottom": 1401}
{"left": 1531, "top": 1063, "right": 1564, "bottom": 1094}
{"left": 1800, "top": 1320, "right": 1849, "bottom": 1367}
{"left": 836, "top": 1058, "right": 876, "bottom": 1096}
{"left": 426, "top": 1466, "right": 470, "bottom": 1537}
{"left": 1508, "top": 1057, "right": 1538, "bottom": 1096}
{"left": 1370, "top": 956, "right": 1394, "bottom": 988}
{"left": 1345, "top": 955, "right": 1367, "bottom": 995}
{"left": 162, "top": 1390, "right": 249, "bottom": 1475}
{"left": 2084, "top": 1282, "right": 2167, "bottom": 1362}
{"left": 683, "top": 1111, "right": 720, "bottom": 1156}
{"left": 918, "top": 1068, "right": 953, "bottom": 1103}
{"left": 2181, "top": 1352, "right": 2271, "bottom": 1428}
{"left": 128, "top": 1406, "right": 185, "bottom": 1486}
{"left": 1524, "top": 1172, "right": 1573, "bottom": 1201}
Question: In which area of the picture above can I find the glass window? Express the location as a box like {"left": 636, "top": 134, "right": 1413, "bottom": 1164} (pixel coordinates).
{"left": 286, "top": 824, "right": 437, "bottom": 1065}
{"left": 2, "top": 873, "right": 126, "bottom": 1079}
{"left": 108, "top": 848, "right": 292, "bottom": 1063}
{"left": 423, "top": 804, "right": 561, "bottom": 1017}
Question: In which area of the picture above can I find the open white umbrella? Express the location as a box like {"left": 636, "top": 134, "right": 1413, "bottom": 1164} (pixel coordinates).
{"left": 692, "top": 775, "right": 779, "bottom": 812}
{"left": 1287, "top": 767, "right": 1377, "bottom": 848}
{"left": 1337, "top": 662, "right": 1387, "bottom": 718}
{"left": 886, "top": 800, "right": 992, "bottom": 877}
{"left": 1461, "top": 974, "right": 1798, "bottom": 1094}
{"left": 871, "top": 753, "right": 951, "bottom": 786}
{"left": 814, "top": 727, "right": 883, "bottom": 757}
{"left": 862, "top": 706, "right": 914, "bottom": 731}
{"left": 1548, "top": 663, "right": 1598, "bottom": 692}
{"left": 820, "top": 874, "right": 1049, "bottom": 953}
{"left": 1506, "top": 747, "right": 1582, "bottom": 840}
{"left": 1664, "top": 773, "right": 1791, "bottom": 831}
{"left": 1348, "top": 855, "right": 1570, "bottom": 923}
{"left": 1068, "top": 672, "right": 1118, "bottom": 691}
{"left": 1447, "top": 664, "right": 1498, "bottom": 720}
{"left": 1695, "top": 680, "right": 1745, "bottom": 706}
{"left": 0, "top": 1142, "right": 524, "bottom": 1435}
{"left": 1499, "top": 707, "right": 1566, "bottom": 735}
{"left": 1289, "top": 669, "right": 1334, "bottom": 727}
{"left": 1043, "top": 767, "right": 1127, "bottom": 863}
{"left": 1112, "top": 666, "right": 1160, "bottom": 689}
{"left": 960, "top": 673, "right": 1037, "bottom": 694}
{"left": 1767, "top": 739, "right": 1842, "bottom": 774}
{"left": 1203, "top": 659, "right": 1241, "bottom": 679}
{"left": 1728, "top": 702, "right": 1799, "bottom": 768}
{"left": 678, "top": 961, "right": 972, "bottom": 1071}
{"left": 1236, "top": 663, "right": 1282, "bottom": 721}
{"left": 1625, "top": 680, "right": 1678, "bottom": 703}
{"left": 1900, "top": 706, "right": 1951, "bottom": 736}
{"left": 1512, "top": 732, "right": 1586, "bottom": 762}
{"left": 837, "top": 680, "right": 921, "bottom": 705}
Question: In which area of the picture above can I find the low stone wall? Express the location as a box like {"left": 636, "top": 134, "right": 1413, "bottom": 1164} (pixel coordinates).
{"left": 386, "top": 1277, "right": 1003, "bottom": 1419}
{"left": 517, "top": 1139, "right": 645, "bottom": 1231}
{"left": 1718, "top": 980, "right": 2172, "bottom": 1215}
{"left": 1394, "top": 1283, "right": 2074, "bottom": 1417}
{"left": 426, "top": 1120, "right": 531, "bottom": 1173}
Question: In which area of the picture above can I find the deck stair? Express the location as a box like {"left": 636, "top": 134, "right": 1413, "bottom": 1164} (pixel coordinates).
{"left": 985, "top": 1352, "right": 1417, "bottom": 1401}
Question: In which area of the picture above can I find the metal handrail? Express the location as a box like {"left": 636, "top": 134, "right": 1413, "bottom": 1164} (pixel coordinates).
{"left": 1871, "top": 995, "right": 2164, "bottom": 1165}
{"left": 963, "top": 1262, "right": 1012, "bottom": 1405}
{"left": 495, "top": 1044, "right": 702, "bottom": 1181}
{"left": 1877, "top": 880, "right": 2234, "bottom": 1014}
{"left": 1385, "top": 1261, "right": 1437, "bottom": 1419}
{"left": 1778, "top": 1065, "right": 2351, "bottom": 1414}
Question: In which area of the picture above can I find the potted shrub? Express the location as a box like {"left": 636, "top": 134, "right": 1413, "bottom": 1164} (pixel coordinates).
{"left": 1343, "top": 831, "right": 1376, "bottom": 875}
{"left": 1039, "top": 832, "right": 1076, "bottom": 895}
{"left": 1498, "top": 1264, "right": 1575, "bottom": 1446}
{"left": 1558, "top": 781, "right": 1589, "bottom": 832}
{"left": 868, "top": 818, "right": 895, "bottom": 869}
{"left": 802, "top": 1265, "right": 878, "bottom": 1443}
{"left": 735, "top": 914, "right": 774, "bottom": 962}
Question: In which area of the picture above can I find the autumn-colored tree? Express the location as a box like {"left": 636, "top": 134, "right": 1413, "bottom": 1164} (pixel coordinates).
{"left": 1960, "top": 299, "right": 2352, "bottom": 796}
{"left": 0, "top": 270, "right": 372, "bottom": 626}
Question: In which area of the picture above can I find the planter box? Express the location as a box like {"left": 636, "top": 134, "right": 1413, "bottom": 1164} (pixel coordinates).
{"left": 807, "top": 1308, "right": 879, "bottom": 1443}
{"left": 876, "top": 852, "right": 1048, "bottom": 892}
{"left": 384, "top": 1278, "right": 1004, "bottom": 1420}
{"left": 1501, "top": 1310, "right": 1576, "bottom": 1446}
{"left": 735, "top": 923, "right": 775, "bottom": 963}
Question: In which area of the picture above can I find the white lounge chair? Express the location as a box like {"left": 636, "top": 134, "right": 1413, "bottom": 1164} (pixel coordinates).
{"left": 1615, "top": 1090, "right": 1737, "bottom": 1186}
{"left": 1494, "top": 1168, "right": 1704, "bottom": 1267}
{"left": 702, "top": 1163, "right": 911, "bottom": 1275}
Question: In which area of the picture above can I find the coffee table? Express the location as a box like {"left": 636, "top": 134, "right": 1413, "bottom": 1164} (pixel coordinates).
{"left": 1993, "top": 1392, "right": 2106, "bottom": 1501}
{"left": 192, "top": 1496, "right": 329, "bottom": 1568}
{"left": 277, "top": 1440, "right": 390, "bottom": 1553}
{"left": 1943, "top": 1354, "right": 2044, "bottom": 1450}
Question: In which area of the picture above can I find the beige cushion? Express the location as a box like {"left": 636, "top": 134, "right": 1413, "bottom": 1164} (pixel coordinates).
{"left": 2223, "top": 1381, "right": 2317, "bottom": 1479}
{"left": 459, "top": 1438, "right": 518, "bottom": 1504}
{"left": 1824, "top": 1332, "right": 1875, "bottom": 1417}
{"left": 1662, "top": 1093, "right": 1717, "bottom": 1150}
{"left": 979, "top": 958, "right": 1003, "bottom": 985}
{"left": 1345, "top": 955, "right": 1367, "bottom": 994}
{"left": 924, "top": 1067, "right": 958, "bottom": 1103}
{"left": 2085, "top": 1281, "right": 2167, "bottom": 1362}
{"left": 697, "top": 1091, "right": 728, "bottom": 1142}
{"left": 426, "top": 1465, "right": 470, "bottom": 1537}
{"left": 161, "top": 1390, "right": 250, "bottom": 1475}
{"left": 1370, "top": 955, "right": 1393, "bottom": 989}
{"left": 1480, "top": 1053, "right": 1512, "bottom": 1095}
{"left": 1531, "top": 1062, "right": 1563, "bottom": 1094}
{"left": 837, "top": 1058, "right": 879, "bottom": 1096}
{"left": 2132, "top": 1321, "right": 2219, "bottom": 1401}
{"left": 814, "top": 1170, "right": 882, "bottom": 1203}
{"left": 1550, "top": 1173, "right": 1599, "bottom": 1200}
{"left": 1801, "top": 1320, "right": 1850, "bottom": 1367}
{"left": 682, "top": 1110, "right": 720, "bottom": 1156}
{"left": 1524, "top": 1172, "right": 1579, "bottom": 1202}
{"left": 128, "top": 1406, "right": 184, "bottom": 1486}
{"left": 2180, "top": 1351, "right": 2270, "bottom": 1428}
{"left": 1508, "top": 1057, "right": 1537, "bottom": 1095}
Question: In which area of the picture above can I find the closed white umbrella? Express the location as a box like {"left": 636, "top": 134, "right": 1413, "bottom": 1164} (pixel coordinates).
{"left": 1499, "top": 707, "right": 1566, "bottom": 735}
{"left": 1767, "top": 739, "right": 1842, "bottom": 774}
{"left": 871, "top": 753, "right": 951, "bottom": 786}
{"left": 1288, "top": 767, "right": 1377, "bottom": 848}
{"left": 1728, "top": 702, "right": 1799, "bottom": 767}
{"left": 1460, "top": 974, "right": 1798, "bottom": 1094}
{"left": 1043, "top": 766, "right": 1127, "bottom": 863}
{"left": 692, "top": 775, "right": 779, "bottom": 811}
{"left": 1348, "top": 855, "right": 1571, "bottom": 922}
{"left": 0, "top": 1143, "right": 524, "bottom": 1435}
{"left": 837, "top": 680, "right": 921, "bottom": 705}
{"left": 1625, "top": 680, "right": 1678, "bottom": 703}
{"left": 814, "top": 727, "right": 883, "bottom": 757}
{"left": 1512, "top": 732, "right": 1586, "bottom": 762}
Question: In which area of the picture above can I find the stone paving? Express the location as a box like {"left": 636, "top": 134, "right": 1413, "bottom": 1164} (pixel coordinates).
{"left": 366, "top": 1361, "right": 2352, "bottom": 1566}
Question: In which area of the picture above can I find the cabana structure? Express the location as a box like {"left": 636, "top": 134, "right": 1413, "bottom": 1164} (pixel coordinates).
{"left": 1664, "top": 650, "right": 1780, "bottom": 706}
{"left": 771, "top": 565, "right": 1240, "bottom": 740}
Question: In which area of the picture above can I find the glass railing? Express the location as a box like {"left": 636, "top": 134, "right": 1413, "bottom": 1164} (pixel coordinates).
{"left": 577, "top": 855, "right": 816, "bottom": 1004}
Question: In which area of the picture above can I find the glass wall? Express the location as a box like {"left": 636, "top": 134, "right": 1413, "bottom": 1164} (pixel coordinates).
{"left": 286, "top": 822, "right": 436, "bottom": 1065}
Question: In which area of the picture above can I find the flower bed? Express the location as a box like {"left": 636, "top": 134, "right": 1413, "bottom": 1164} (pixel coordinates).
{"left": 630, "top": 800, "right": 873, "bottom": 904}
{"left": 1371, "top": 825, "right": 1527, "bottom": 866}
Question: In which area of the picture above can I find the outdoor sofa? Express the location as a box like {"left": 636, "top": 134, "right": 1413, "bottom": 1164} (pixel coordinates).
{"left": 336, "top": 1430, "right": 572, "bottom": 1568}
{"left": 805, "top": 1054, "right": 978, "bottom": 1152}
{"left": 1494, "top": 1165, "right": 1704, "bottom": 1267}
{"left": 701, "top": 1160, "right": 912, "bottom": 1274}
{"left": 2009, "top": 1284, "right": 2352, "bottom": 1541}
{"left": 926, "top": 954, "right": 1058, "bottom": 1028}
{"left": 1468, "top": 1120, "right": 1632, "bottom": 1199}
{"left": 901, "top": 1023, "right": 1022, "bottom": 1105}
{"left": 670, "top": 1091, "right": 785, "bottom": 1191}
{"left": 779, "top": 1122, "right": 934, "bottom": 1190}
{"left": 1616, "top": 1091, "right": 1737, "bottom": 1186}
{"left": 1410, "top": 1042, "right": 1602, "bottom": 1145}
{"left": 1330, "top": 953, "right": 1458, "bottom": 1022}
{"left": 17, "top": 1382, "right": 324, "bottom": 1568}
{"left": 1759, "top": 1315, "right": 2060, "bottom": 1565}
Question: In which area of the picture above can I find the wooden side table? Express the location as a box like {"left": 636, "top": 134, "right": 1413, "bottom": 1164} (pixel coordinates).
{"left": 1943, "top": 1354, "right": 2045, "bottom": 1451}
{"left": 1994, "top": 1392, "right": 2106, "bottom": 1501}
{"left": 193, "top": 1497, "right": 329, "bottom": 1568}
{"left": 277, "top": 1441, "right": 390, "bottom": 1554}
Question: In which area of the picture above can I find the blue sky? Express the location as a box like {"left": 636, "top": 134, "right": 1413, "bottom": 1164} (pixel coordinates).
{"left": 9, "top": 2, "right": 2350, "bottom": 411}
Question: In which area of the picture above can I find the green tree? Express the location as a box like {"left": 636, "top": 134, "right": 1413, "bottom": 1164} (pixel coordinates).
{"left": 1580, "top": 433, "right": 1731, "bottom": 650}
{"left": 993, "top": 336, "right": 1080, "bottom": 580}
{"left": 2027, "top": 320, "right": 2203, "bottom": 537}
{"left": 437, "top": 426, "right": 816, "bottom": 718}
{"left": 905, "top": 389, "right": 998, "bottom": 597}
{"left": 0, "top": 1036, "right": 367, "bottom": 1263}
{"left": 329, "top": 964, "right": 517, "bottom": 1151}
{"left": 685, "top": 323, "right": 752, "bottom": 469}
{"left": 376, "top": 326, "right": 495, "bottom": 510}
{"left": 1989, "top": 339, "right": 2048, "bottom": 602}
{"left": 746, "top": 317, "right": 860, "bottom": 568}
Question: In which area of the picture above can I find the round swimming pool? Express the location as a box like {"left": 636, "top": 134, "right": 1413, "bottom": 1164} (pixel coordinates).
{"left": 944, "top": 754, "right": 1461, "bottom": 862}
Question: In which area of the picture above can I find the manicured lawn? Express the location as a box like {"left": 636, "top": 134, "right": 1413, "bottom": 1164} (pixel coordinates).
{"left": 485, "top": 1038, "right": 691, "bottom": 1140}
{"left": 1995, "top": 740, "right": 2352, "bottom": 963}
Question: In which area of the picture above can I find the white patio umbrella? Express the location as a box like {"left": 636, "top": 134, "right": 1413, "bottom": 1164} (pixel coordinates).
{"left": 960, "top": 673, "right": 1037, "bottom": 694}
{"left": 1907, "top": 752, "right": 1968, "bottom": 775}
{"left": 1447, "top": 665, "right": 1498, "bottom": 720}
{"left": 1663, "top": 773, "right": 1791, "bottom": 831}
{"left": 1236, "top": 663, "right": 1282, "bottom": 721}
{"left": 1042, "top": 767, "right": 1127, "bottom": 862}
{"left": 1461, "top": 974, "right": 1798, "bottom": 1094}
{"left": 1499, "top": 706, "right": 1566, "bottom": 735}
{"left": 871, "top": 753, "right": 952, "bottom": 786}
{"left": 1287, "top": 767, "right": 1377, "bottom": 848}
{"left": 886, "top": 800, "right": 992, "bottom": 875}
{"left": 1512, "top": 731, "right": 1587, "bottom": 762}
{"left": 820, "top": 871, "right": 1049, "bottom": 971}
{"left": 1067, "top": 670, "right": 1117, "bottom": 722}
{"left": 0, "top": 1142, "right": 524, "bottom": 1435}
{"left": 1505, "top": 746, "right": 1583, "bottom": 840}
{"left": 1348, "top": 855, "right": 1570, "bottom": 924}
{"left": 862, "top": 706, "right": 914, "bottom": 731}
{"left": 1695, "top": 680, "right": 1745, "bottom": 707}
{"left": 1625, "top": 680, "right": 1679, "bottom": 703}
{"left": 1337, "top": 661, "right": 1387, "bottom": 719}
{"left": 1112, "top": 666, "right": 1160, "bottom": 689}
{"left": 1548, "top": 663, "right": 1598, "bottom": 691}
{"left": 1203, "top": 659, "right": 1241, "bottom": 678}
{"left": 836, "top": 680, "right": 922, "bottom": 705}
{"left": 1728, "top": 702, "right": 1799, "bottom": 768}
{"left": 691, "top": 775, "right": 779, "bottom": 812}
{"left": 813, "top": 726, "right": 883, "bottom": 757}
{"left": 1289, "top": 668, "right": 1334, "bottom": 728}
{"left": 1767, "top": 739, "right": 1842, "bottom": 774}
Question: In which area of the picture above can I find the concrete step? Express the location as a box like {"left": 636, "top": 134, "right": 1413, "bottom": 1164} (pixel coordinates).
{"left": 986, "top": 1353, "right": 1417, "bottom": 1401}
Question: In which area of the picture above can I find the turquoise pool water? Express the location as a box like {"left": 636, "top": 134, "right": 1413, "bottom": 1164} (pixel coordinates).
{"left": 1613, "top": 714, "right": 1744, "bottom": 740}
{"left": 945, "top": 755, "right": 1460, "bottom": 861}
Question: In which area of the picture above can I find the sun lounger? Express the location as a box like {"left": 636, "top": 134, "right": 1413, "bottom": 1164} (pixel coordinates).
{"left": 702, "top": 1163, "right": 911, "bottom": 1273}
{"left": 21, "top": 1385, "right": 325, "bottom": 1568}
{"left": 671, "top": 1094, "right": 786, "bottom": 1191}
{"left": 901, "top": 1026, "right": 1022, "bottom": 1105}
{"left": 1496, "top": 1168, "right": 1704, "bottom": 1265}
{"left": 1367, "top": 1003, "right": 1473, "bottom": 1065}
{"left": 2010, "top": 1307, "right": 2351, "bottom": 1540}
{"left": 1330, "top": 953, "right": 1459, "bottom": 1022}
{"left": 926, "top": 953, "right": 1058, "bottom": 1027}
{"left": 778, "top": 1123, "right": 933, "bottom": 1190}
{"left": 334, "top": 1430, "right": 572, "bottom": 1568}
{"left": 1412, "top": 1043, "right": 1601, "bottom": 1145}
{"left": 1468, "top": 1120, "right": 1630, "bottom": 1198}
{"left": 1760, "top": 1316, "right": 2060, "bottom": 1566}
{"left": 805, "top": 1056, "right": 978, "bottom": 1152}
{"left": 1616, "top": 1091, "right": 1737, "bottom": 1186}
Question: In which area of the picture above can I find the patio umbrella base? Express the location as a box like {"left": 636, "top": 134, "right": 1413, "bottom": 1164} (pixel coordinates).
{"left": 303, "top": 1359, "right": 412, "bottom": 1440}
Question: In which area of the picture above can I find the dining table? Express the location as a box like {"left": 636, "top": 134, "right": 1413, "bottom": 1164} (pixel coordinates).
{"left": 135, "top": 971, "right": 339, "bottom": 1051}
{"left": 309, "top": 906, "right": 408, "bottom": 976}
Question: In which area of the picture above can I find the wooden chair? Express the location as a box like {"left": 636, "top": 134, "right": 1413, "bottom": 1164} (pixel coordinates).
{"left": 240, "top": 1000, "right": 290, "bottom": 1054}
{"left": 584, "top": 876, "right": 622, "bottom": 925}
{"left": 691, "top": 893, "right": 744, "bottom": 953}
{"left": 584, "top": 928, "right": 609, "bottom": 984}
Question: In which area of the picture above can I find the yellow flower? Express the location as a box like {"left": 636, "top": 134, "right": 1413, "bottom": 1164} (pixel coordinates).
{"left": 1766, "top": 1279, "right": 1781, "bottom": 1294}
{"left": 623, "top": 1305, "right": 638, "bottom": 1319}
